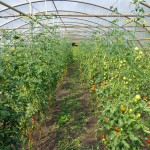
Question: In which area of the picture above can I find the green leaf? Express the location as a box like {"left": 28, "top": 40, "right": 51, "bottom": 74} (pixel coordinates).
{"left": 113, "top": 136, "right": 119, "bottom": 147}
{"left": 122, "top": 140, "right": 130, "bottom": 148}
{"left": 129, "top": 133, "right": 139, "bottom": 141}
{"left": 0, "top": 110, "right": 11, "bottom": 118}
{"left": 118, "top": 119, "right": 123, "bottom": 126}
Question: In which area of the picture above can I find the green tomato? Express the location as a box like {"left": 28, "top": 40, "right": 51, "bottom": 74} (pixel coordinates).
{"left": 123, "top": 77, "right": 126, "bottom": 80}
{"left": 135, "top": 47, "right": 139, "bottom": 51}
{"left": 129, "top": 79, "right": 132, "bottom": 81}
{"left": 130, "top": 114, "right": 135, "bottom": 118}
{"left": 136, "top": 113, "right": 141, "bottom": 118}
{"left": 129, "top": 109, "right": 133, "bottom": 113}
{"left": 135, "top": 94, "right": 141, "bottom": 101}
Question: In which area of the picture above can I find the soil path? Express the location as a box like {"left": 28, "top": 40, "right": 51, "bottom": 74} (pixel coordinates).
{"left": 54, "top": 61, "right": 98, "bottom": 150}
{"left": 33, "top": 61, "right": 98, "bottom": 150}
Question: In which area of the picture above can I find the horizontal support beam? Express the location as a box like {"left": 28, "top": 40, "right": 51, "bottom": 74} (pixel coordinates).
{"left": 1, "top": 25, "right": 150, "bottom": 30}
{"left": 40, "top": 14, "right": 150, "bottom": 17}
{"left": 61, "top": 25, "right": 150, "bottom": 28}
{"left": 1, "top": 14, "right": 150, "bottom": 18}
{"left": 0, "top": 1, "right": 54, "bottom": 34}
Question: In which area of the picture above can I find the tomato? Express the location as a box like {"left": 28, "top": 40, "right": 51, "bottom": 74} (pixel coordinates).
{"left": 31, "top": 118, "right": 36, "bottom": 124}
{"left": 146, "top": 138, "right": 150, "bottom": 144}
{"left": 104, "top": 141, "right": 107, "bottom": 145}
{"left": 120, "top": 105, "right": 126, "bottom": 112}
{"left": 102, "top": 134, "right": 106, "bottom": 139}
{"left": 135, "top": 94, "right": 141, "bottom": 100}
{"left": 114, "top": 126, "right": 119, "bottom": 132}
{"left": 100, "top": 81, "right": 106, "bottom": 87}
{"left": 139, "top": 51, "right": 143, "bottom": 55}
{"left": 129, "top": 109, "right": 133, "bottom": 113}
{"left": 142, "top": 96, "right": 148, "bottom": 101}
{"left": 135, "top": 47, "right": 139, "bottom": 51}
{"left": 130, "top": 114, "right": 135, "bottom": 118}
{"left": 129, "top": 79, "right": 132, "bottom": 81}
{"left": 136, "top": 113, "right": 141, "bottom": 118}
{"left": 91, "top": 84, "right": 96, "bottom": 90}
{"left": 123, "top": 77, "right": 126, "bottom": 80}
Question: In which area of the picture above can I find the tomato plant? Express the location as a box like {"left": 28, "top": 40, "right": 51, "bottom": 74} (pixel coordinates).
{"left": 76, "top": 29, "right": 150, "bottom": 149}
{"left": 0, "top": 28, "right": 72, "bottom": 149}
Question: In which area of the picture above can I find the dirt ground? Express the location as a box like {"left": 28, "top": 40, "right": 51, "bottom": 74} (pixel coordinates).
{"left": 31, "top": 62, "right": 101, "bottom": 150}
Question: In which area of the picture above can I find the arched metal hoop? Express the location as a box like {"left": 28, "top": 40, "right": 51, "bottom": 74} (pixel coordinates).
{"left": 0, "top": 0, "right": 149, "bottom": 33}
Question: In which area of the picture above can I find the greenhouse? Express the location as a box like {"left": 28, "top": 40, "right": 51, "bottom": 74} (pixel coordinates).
{"left": 0, "top": 0, "right": 150, "bottom": 149}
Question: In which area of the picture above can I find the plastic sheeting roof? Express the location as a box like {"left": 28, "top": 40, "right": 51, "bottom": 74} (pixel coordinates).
{"left": 0, "top": 0, "right": 150, "bottom": 43}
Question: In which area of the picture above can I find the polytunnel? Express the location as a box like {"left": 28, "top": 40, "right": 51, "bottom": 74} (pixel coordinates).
{"left": 0, "top": 1, "right": 150, "bottom": 150}
{"left": 0, "top": 0, "right": 150, "bottom": 45}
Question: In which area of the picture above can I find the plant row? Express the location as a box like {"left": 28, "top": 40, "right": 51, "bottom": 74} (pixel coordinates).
{"left": 76, "top": 35, "right": 150, "bottom": 149}
{"left": 0, "top": 30, "right": 72, "bottom": 149}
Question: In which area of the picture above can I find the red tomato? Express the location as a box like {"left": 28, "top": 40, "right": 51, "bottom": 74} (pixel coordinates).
{"left": 114, "top": 126, "right": 119, "bottom": 132}
{"left": 102, "top": 134, "right": 106, "bottom": 139}
{"left": 91, "top": 85, "right": 96, "bottom": 90}
{"left": 31, "top": 118, "right": 36, "bottom": 124}
{"left": 146, "top": 139, "right": 150, "bottom": 144}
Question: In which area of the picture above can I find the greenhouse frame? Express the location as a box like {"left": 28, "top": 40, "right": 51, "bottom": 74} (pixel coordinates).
{"left": 0, "top": 0, "right": 150, "bottom": 44}
{"left": 0, "top": 0, "right": 150, "bottom": 150}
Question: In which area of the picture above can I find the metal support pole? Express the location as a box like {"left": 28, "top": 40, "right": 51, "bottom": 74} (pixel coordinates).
{"left": 29, "top": 0, "right": 32, "bottom": 16}
{"left": 45, "top": 0, "right": 47, "bottom": 14}
{"left": 2, "top": 14, "right": 150, "bottom": 17}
